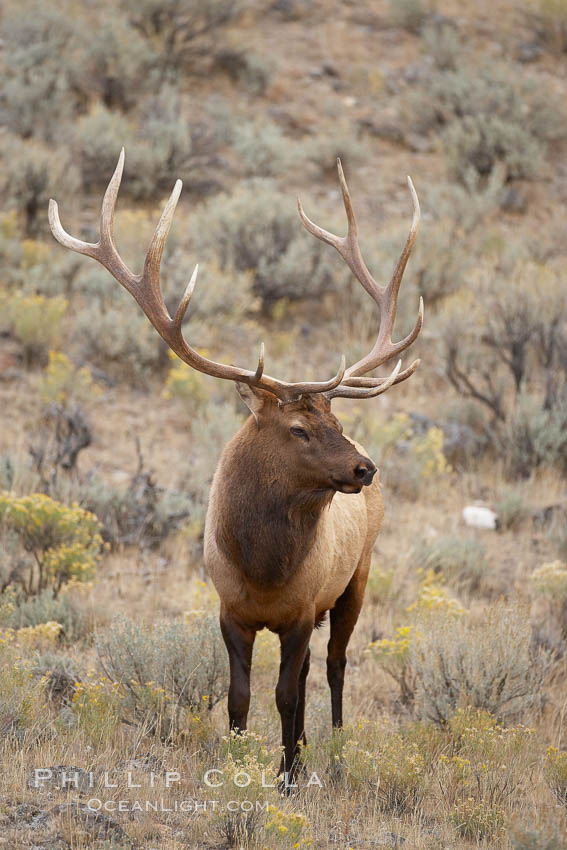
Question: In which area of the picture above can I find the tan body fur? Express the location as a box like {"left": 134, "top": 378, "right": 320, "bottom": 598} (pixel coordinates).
{"left": 205, "top": 432, "right": 383, "bottom": 632}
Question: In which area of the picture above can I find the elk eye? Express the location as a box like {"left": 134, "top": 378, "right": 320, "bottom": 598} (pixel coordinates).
{"left": 290, "top": 426, "right": 309, "bottom": 441}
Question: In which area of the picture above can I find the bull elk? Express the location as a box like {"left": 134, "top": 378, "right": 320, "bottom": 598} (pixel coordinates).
{"left": 49, "top": 150, "right": 422, "bottom": 780}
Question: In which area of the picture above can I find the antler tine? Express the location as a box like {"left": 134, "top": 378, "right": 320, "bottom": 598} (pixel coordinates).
{"left": 326, "top": 359, "right": 403, "bottom": 401}
{"left": 99, "top": 147, "right": 125, "bottom": 248}
{"left": 254, "top": 342, "right": 265, "bottom": 381}
{"left": 144, "top": 178, "right": 182, "bottom": 314}
{"left": 50, "top": 149, "right": 353, "bottom": 404}
{"left": 351, "top": 176, "right": 421, "bottom": 378}
{"left": 299, "top": 161, "right": 423, "bottom": 400}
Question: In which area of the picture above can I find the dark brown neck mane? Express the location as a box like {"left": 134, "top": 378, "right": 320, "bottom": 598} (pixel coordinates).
{"left": 215, "top": 420, "right": 333, "bottom": 588}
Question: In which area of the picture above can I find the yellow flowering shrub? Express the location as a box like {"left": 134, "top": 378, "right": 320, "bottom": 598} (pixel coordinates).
{"left": 369, "top": 572, "right": 465, "bottom": 705}
{"left": 0, "top": 491, "right": 104, "bottom": 596}
{"left": 439, "top": 708, "right": 535, "bottom": 839}
{"left": 368, "top": 625, "right": 416, "bottom": 707}
{"left": 544, "top": 746, "right": 567, "bottom": 805}
{"left": 355, "top": 412, "right": 450, "bottom": 500}
{"left": 406, "top": 575, "right": 467, "bottom": 616}
{"left": 531, "top": 561, "right": 567, "bottom": 599}
{"left": 265, "top": 805, "right": 313, "bottom": 848}
{"left": 163, "top": 350, "right": 210, "bottom": 405}
{"left": 451, "top": 798, "right": 505, "bottom": 842}
{"left": 40, "top": 350, "right": 99, "bottom": 405}
{"left": 71, "top": 673, "right": 123, "bottom": 741}
{"left": 0, "top": 586, "right": 17, "bottom": 624}
{"left": 413, "top": 426, "right": 451, "bottom": 477}
{"left": 366, "top": 564, "right": 396, "bottom": 604}
{"left": 0, "top": 621, "right": 62, "bottom": 650}
{"left": 0, "top": 291, "right": 67, "bottom": 363}
{"left": 21, "top": 239, "right": 51, "bottom": 269}
{"left": 341, "top": 723, "right": 426, "bottom": 812}
{"left": 222, "top": 728, "right": 274, "bottom": 773}
{"left": 252, "top": 628, "right": 280, "bottom": 675}
{"left": 0, "top": 656, "right": 48, "bottom": 730}
{"left": 360, "top": 411, "right": 414, "bottom": 460}
{"left": 184, "top": 578, "right": 220, "bottom": 619}
{"left": 208, "top": 730, "right": 282, "bottom": 848}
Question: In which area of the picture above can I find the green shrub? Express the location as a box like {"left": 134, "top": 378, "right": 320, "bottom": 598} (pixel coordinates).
{"left": 496, "top": 485, "right": 530, "bottom": 530}
{"left": 302, "top": 126, "right": 367, "bottom": 178}
{"left": 526, "top": 0, "right": 567, "bottom": 53}
{"left": 422, "top": 19, "right": 461, "bottom": 70}
{"left": 411, "top": 603, "right": 545, "bottom": 724}
{"left": 1, "top": 5, "right": 81, "bottom": 142}
{"left": 0, "top": 135, "right": 80, "bottom": 236}
{"left": 78, "top": 454, "right": 192, "bottom": 549}
{"left": 77, "top": 13, "right": 153, "bottom": 110}
{"left": 2, "top": 588, "right": 89, "bottom": 641}
{"left": 194, "top": 179, "right": 349, "bottom": 310}
{"left": 443, "top": 114, "right": 544, "bottom": 182}
{"left": 502, "top": 392, "right": 567, "bottom": 479}
{"left": 510, "top": 814, "right": 567, "bottom": 850}
{"left": 78, "top": 92, "right": 224, "bottom": 200}
{"left": 71, "top": 299, "right": 162, "bottom": 380}
{"left": 388, "top": 0, "right": 430, "bottom": 33}
{"left": 179, "top": 401, "right": 244, "bottom": 540}
{"left": 409, "top": 65, "right": 565, "bottom": 182}
{"left": 0, "top": 292, "right": 68, "bottom": 366}
{"left": 233, "top": 119, "right": 293, "bottom": 177}
{"left": 410, "top": 536, "right": 488, "bottom": 596}
{"left": 530, "top": 561, "right": 567, "bottom": 638}
{"left": 96, "top": 614, "right": 229, "bottom": 738}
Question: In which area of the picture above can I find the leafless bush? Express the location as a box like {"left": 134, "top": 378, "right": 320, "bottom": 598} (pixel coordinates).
{"left": 122, "top": 0, "right": 241, "bottom": 81}
{"left": 440, "top": 261, "right": 567, "bottom": 478}
{"left": 30, "top": 405, "right": 92, "bottom": 492}
{"left": 82, "top": 439, "right": 191, "bottom": 549}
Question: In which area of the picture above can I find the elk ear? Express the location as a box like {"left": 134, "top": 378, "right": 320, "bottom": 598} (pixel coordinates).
{"left": 235, "top": 383, "right": 275, "bottom": 424}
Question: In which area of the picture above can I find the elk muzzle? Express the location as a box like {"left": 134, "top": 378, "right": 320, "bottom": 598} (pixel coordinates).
{"left": 354, "top": 458, "right": 376, "bottom": 487}
{"left": 332, "top": 454, "right": 376, "bottom": 493}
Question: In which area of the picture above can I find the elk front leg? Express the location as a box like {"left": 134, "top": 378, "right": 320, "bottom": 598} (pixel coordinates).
{"left": 276, "top": 620, "right": 313, "bottom": 780}
{"left": 220, "top": 607, "right": 256, "bottom": 732}
{"left": 294, "top": 647, "right": 310, "bottom": 749}
{"left": 327, "top": 560, "right": 369, "bottom": 728}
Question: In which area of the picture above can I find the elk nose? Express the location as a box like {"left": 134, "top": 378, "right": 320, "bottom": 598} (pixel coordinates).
{"left": 354, "top": 459, "right": 376, "bottom": 486}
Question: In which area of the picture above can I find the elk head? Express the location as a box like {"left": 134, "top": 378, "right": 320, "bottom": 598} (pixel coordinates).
{"left": 48, "top": 150, "right": 423, "bottom": 471}
{"left": 236, "top": 385, "right": 376, "bottom": 494}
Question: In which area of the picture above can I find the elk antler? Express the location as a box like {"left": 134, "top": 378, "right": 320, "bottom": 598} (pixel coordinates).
{"left": 49, "top": 148, "right": 346, "bottom": 403}
{"left": 298, "top": 159, "right": 423, "bottom": 400}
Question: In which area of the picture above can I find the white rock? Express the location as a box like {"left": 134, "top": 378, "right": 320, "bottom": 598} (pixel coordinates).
{"left": 462, "top": 505, "right": 498, "bottom": 530}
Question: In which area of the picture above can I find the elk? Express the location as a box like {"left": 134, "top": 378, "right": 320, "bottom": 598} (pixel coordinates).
{"left": 49, "top": 150, "right": 422, "bottom": 780}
